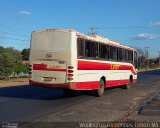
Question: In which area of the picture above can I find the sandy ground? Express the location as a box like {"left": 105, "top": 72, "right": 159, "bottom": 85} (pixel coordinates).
{"left": 0, "top": 77, "right": 29, "bottom": 87}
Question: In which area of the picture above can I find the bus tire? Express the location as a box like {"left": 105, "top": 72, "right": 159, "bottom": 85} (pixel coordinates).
{"left": 124, "top": 79, "right": 132, "bottom": 89}
{"left": 95, "top": 79, "right": 105, "bottom": 97}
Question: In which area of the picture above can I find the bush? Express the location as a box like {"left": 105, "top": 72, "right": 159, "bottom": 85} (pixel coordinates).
{"left": 0, "top": 46, "right": 28, "bottom": 80}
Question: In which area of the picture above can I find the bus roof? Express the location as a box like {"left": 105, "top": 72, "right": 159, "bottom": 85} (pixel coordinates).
{"left": 33, "top": 28, "right": 135, "bottom": 51}
{"left": 76, "top": 32, "right": 135, "bottom": 51}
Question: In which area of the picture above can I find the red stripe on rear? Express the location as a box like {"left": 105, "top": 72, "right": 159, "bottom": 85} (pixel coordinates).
{"left": 33, "top": 64, "right": 66, "bottom": 72}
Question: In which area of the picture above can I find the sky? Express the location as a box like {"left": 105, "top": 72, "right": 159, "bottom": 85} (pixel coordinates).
{"left": 0, "top": 0, "right": 160, "bottom": 58}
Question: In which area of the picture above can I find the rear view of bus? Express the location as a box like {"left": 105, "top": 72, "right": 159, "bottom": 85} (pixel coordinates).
{"left": 29, "top": 28, "right": 137, "bottom": 97}
{"left": 29, "top": 29, "right": 76, "bottom": 90}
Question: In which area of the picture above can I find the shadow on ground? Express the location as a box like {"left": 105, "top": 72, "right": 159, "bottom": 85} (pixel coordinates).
{"left": 0, "top": 84, "right": 125, "bottom": 100}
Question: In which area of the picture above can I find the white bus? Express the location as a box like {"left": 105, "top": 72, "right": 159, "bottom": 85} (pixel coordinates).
{"left": 29, "top": 29, "right": 137, "bottom": 96}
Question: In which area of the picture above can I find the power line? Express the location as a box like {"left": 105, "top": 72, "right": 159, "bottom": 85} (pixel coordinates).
{"left": 89, "top": 25, "right": 157, "bottom": 33}
{"left": 0, "top": 30, "right": 30, "bottom": 38}
{"left": 0, "top": 24, "right": 31, "bottom": 33}
{"left": 0, "top": 36, "right": 29, "bottom": 42}
{"left": 100, "top": 26, "right": 147, "bottom": 30}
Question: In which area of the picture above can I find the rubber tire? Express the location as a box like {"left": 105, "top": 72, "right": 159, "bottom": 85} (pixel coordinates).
{"left": 95, "top": 79, "right": 105, "bottom": 97}
{"left": 124, "top": 80, "right": 132, "bottom": 89}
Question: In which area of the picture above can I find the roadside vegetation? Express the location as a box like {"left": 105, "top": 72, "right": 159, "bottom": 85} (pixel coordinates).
{"left": 136, "top": 47, "right": 160, "bottom": 70}
{"left": 0, "top": 46, "right": 29, "bottom": 81}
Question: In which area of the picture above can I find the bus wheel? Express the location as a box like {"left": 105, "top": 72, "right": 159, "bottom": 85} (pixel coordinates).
{"left": 95, "top": 79, "right": 105, "bottom": 97}
{"left": 63, "top": 89, "right": 76, "bottom": 96}
{"left": 124, "top": 80, "right": 132, "bottom": 89}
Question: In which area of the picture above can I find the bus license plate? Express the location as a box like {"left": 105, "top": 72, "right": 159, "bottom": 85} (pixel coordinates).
{"left": 43, "top": 77, "right": 55, "bottom": 82}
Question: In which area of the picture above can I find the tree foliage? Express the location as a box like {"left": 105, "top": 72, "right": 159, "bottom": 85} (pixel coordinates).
{"left": 21, "top": 48, "right": 30, "bottom": 61}
{"left": 0, "top": 46, "right": 29, "bottom": 80}
{"left": 0, "top": 52, "right": 13, "bottom": 80}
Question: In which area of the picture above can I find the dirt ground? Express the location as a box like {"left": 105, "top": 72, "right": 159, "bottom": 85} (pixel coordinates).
{"left": 0, "top": 77, "right": 29, "bottom": 87}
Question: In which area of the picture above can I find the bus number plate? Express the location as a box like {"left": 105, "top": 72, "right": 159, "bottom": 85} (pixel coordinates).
{"left": 46, "top": 53, "right": 52, "bottom": 58}
{"left": 43, "top": 77, "right": 56, "bottom": 82}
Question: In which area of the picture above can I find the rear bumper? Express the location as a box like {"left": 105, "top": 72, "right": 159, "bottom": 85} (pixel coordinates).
{"left": 29, "top": 80, "right": 76, "bottom": 90}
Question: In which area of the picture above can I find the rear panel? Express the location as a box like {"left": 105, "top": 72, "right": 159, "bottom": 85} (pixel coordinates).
{"left": 29, "top": 30, "right": 76, "bottom": 86}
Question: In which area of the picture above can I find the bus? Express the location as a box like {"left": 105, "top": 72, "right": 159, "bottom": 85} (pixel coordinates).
{"left": 29, "top": 29, "right": 138, "bottom": 97}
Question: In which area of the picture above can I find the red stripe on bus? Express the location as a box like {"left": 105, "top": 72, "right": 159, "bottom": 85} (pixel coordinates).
{"left": 76, "top": 81, "right": 99, "bottom": 90}
{"left": 76, "top": 79, "right": 135, "bottom": 90}
{"left": 33, "top": 64, "right": 66, "bottom": 72}
{"left": 107, "top": 79, "right": 129, "bottom": 87}
{"left": 78, "top": 60, "right": 137, "bottom": 75}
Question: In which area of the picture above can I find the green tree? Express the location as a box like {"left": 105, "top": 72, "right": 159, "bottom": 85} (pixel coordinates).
{"left": 21, "top": 48, "right": 30, "bottom": 61}
{"left": 0, "top": 47, "right": 23, "bottom": 79}
{"left": 7, "top": 48, "right": 23, "bottom": 77}
{"left": 0, "top": 52, "right": 13, "bottom": 80}
{"left": 0, "top": 46, "right": 30, "bottom": 80}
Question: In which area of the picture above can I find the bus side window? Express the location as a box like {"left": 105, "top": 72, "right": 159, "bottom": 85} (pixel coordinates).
{"left": 128, "top": 50, "right": 133, "bottom": 64}
{"left": 85, "top": 40, "right": 98, "bottom": 58}
{"left": 77, "top": 38, "right": 84, "bottom": 58}
{"left": 118, "top": 48, "right": 122, "bottom": 61}
{"left": 85, "top": 41, "right": 90, "bottom": 57}
{"left": 99, "top": 44, "right": 109, "bottom": 60}
{"left": 105, "top": 45, "right": 110, "bottom": 59}
{"left": 110, "top": 46, "right": 117, "bottom": 61}
{"left": 122, "top": 49, "right": 126, "bottom": 62}
{"left": 118, "top": 48, "right": 126, "bottom": 62}
{"left": 93, "top": 42, "right": 98, "bottom": 58}
{"left": 134, "top": 51, "right": 138, "bottom": 69}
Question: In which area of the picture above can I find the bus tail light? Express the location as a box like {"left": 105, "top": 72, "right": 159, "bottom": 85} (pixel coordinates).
{"left": 29, "top": 64, "right": 32, "bottom": 78}
{"left": 68, "top": 70, "right": 74, "bottom": 73}
{"left": 68, "top": 78, "right": 73, "bottom": 81}
{"left": 68, "top": 66, "right": 74, "bottom": 69}
{"left": 67, "top": 66, "right": 74, "bottom": 81}
{"left": 68, "top": 74, "right": 73, "bottom": 77}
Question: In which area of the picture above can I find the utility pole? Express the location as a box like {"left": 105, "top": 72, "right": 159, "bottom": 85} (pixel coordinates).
{"left": 144, "top": 47, "right": 150, "bottom": 70}
{"left": 89, "top": 27, "right": 98, "bottom": 35}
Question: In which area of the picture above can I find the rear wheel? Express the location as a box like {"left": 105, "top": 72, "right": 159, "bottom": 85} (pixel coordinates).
{"left": 124, "top": 79, "right": 132, "bottom": 89}
{"left": 95, "top": 79, "right": 105, "bottom": 97}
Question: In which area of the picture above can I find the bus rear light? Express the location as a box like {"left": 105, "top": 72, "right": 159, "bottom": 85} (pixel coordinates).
{"left": 29, "top": 64, "right": 32, "bottom": 77}
{"left": 68, "top": 66, "right": 74, "bottom": 69}
{"left": 29, "top": 71, "right": 32, "bottom": 78}
{"left": 68, "top": 70, "right": 74, "bottom": 73}
{"left": 67, "top": 66, "right": 74, "bottom": 81}
{"left": 28, "top": 64, "right": 32, "bottom": 78}
{"left": 68, "top": 74, "right": 73, "bottom": 77}
{"left": 29, "top": 68, "right": 32, "bottom": 71}
{"left": 68, "top": 78, "right": 73, "bottom": 81}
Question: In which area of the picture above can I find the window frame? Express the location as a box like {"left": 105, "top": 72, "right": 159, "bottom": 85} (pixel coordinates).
{"left": 77, "top": 38, "right": 85, "bottom": 58}
{"left": 110, "top": 46, "right": 118, "bottom": 61}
